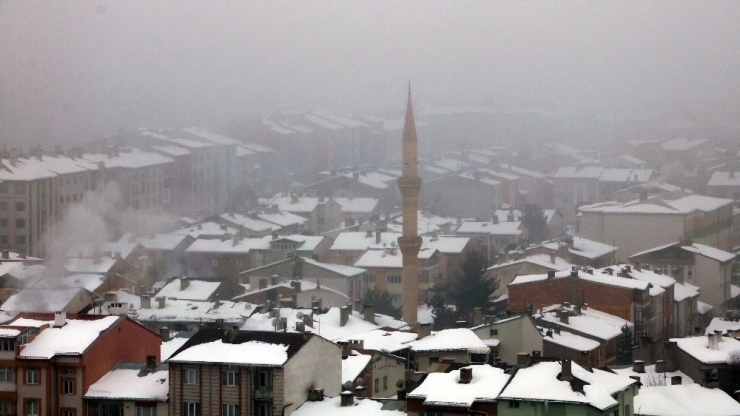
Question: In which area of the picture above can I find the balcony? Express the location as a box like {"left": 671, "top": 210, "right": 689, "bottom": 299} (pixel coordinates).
{"left": 0, "top": 382, "right": 16, "bottom": 392}
{"left": 254, "top": 387, "right": 273, "bottom": 400}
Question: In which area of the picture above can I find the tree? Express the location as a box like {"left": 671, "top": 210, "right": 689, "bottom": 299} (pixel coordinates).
{"left": 429, "top": 281, "right": 456, "bottom": 330}
{"left": 521, "top": 204, "right": 549, "bottom": 244}
{"left": 362, "top": 289, "right": 402, "bottom": 319}
{"left": 616, "top": 324, "right": 634, "bottom": 365}
{"left": 448, "top": 250, "right": 499, "bottom": 316}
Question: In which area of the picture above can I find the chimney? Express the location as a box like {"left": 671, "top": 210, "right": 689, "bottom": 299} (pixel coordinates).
{"left": 214, "top": 294, "right": 221, "bottom": 309}
{"left": 570, "top": 266, "right": 578, "bottom": 277}
{"left": 639, "top": 188, "right": 648, "bottom": 202}
{"left": 655, "top": 360, "right": 666, "bottom": 373}
{"left": 232, "top": 235, "right": 239, "bottom": 247}
{"left": 418, "top": 322, "right": 431, "bottom": 339}
{"left": 492, "top": 215, "right": 499, "bottom": 224}
{"left": 54, "top": 311, "right": 66, "bottom": 327}
{"left": 295, "top": 322, "right": 305, "bottom": 333}
{"left": 159, "top": 327, "right": 170, "bottom": 342}
{"left": 157, "top": 297, "right": 165, "bottom": 309}
{"left": 472, "top": 307, "right": 483, "bottom": 327}
{"left": 259, "top": 278, "right": 267, "bottom": 290}
{"left": 708, "top": 334, "right": 718, "bottom": 350}
{"left": 573, "top": 305, "right": 581, "bottom": 315}
{"left": 547, "top": 270, "right": 556, "bottom": 279}
{"left": 141, "top": 295, "right": 151, "bottom": 309}
{"left": 104, "top": 291, "right": 117, "bottom": 303}
{"left": 340, "top": 305, "right": 350, "bottom": 327}
{"left": 363, "top": 304, "right": 375, "bottom": 324}
{"left": 459, "top": 367, "right": 473, "bottom": 384}
{"left": 550, "top": 251, "right": 556, "bottom": 264}
{"left": 516, "top": 352, "right": 530, "bottom": 367}
{"left": 339, "top": 341, "right": 351, "bottom": 359}
{"left": 375, "top": 230, "right": 381, "bottom": 244}
{"left": 396, "top": 389, "right": 406, "bottom": 400}
{"left": 671, "top": 375, "right": 682, "bottom": 385}
{"left": 302, "top": 313, "right": 313, "bottom": 328}
{"left": 559, "top": 312, "right": 569, "bottom": 324}
{"left": 634, "top": 261, "right": 641, "bottom": 271}
{"left": 366, "top": 229, "right": 373, "bottom": 238}
{"left": 632, "top": 360, "right": 645, "bottom": 374}
{"left": 146, "top": 355, "right": 156, "bottom": 371}
{"left": 340, "top": 391, "right": 354, "bottom": 407}
{"left": 271, "top": 274, "right": 279, "bottom": 286}
{"left": 180, "top": 278, "right": 189, "bottom": 291}
{"left": 561, "top": 359, "right": 573, "bottom": 381}
{"left": 272, "top": 231, "right": 279, "bottom": 240}
{"left": 0, "top": 250, "right": 7, "bottom": 259}
{"left": 355, "top": 385, "right": 367, "bottom": 398}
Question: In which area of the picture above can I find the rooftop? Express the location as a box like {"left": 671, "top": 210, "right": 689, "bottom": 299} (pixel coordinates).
{"left": 408, "top": 328, "right": 489, "bottom": 353}
{"left": 84, "top": 362, "right": 168, "bottom": 401}
{"left": 407, "top": 364, "right": 509, "bottom": 407}
{"left": 18, "top": 315, "right": 120, "bottom": 359}
{"left": 634, "top": 384, "right": 740, "bottom": 416}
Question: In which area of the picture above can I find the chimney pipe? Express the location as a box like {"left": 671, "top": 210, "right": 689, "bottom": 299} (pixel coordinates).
{"left": 157, "top": 297, "right": 166, "bottom": 309}
{"left": 141, "top": 295, "right": 151, "bottom": 309}
{"left": 146, "top": 355, "right": 156, "bottom": 371}
{"left": 561, "top": 359, "right": 572, "bottom": 381}
{"left": 363, "top": 304, "right": 375, "bottom": 324}
{"left": 632, "top": 360, "right": 645, "bottom": 374}
{"left": 459, "top": 367, "right": 473, "bottom": 384}
{"left": 340, "top": 391, "right": 354, "bottom": 407}
{"left": 655, "top": 360, "right": 666, "bottom": 373}
{"left": 418, "top": 322, "right": 431, "bottom": 339}
{"left": 180, "top": 278, "right": 190, "bottom": 291}
{"left": 671, "top": 375, "right": 682, "bottom": 385}
{"left": 159, "top": 327, "right": 170, "bottom": 342}
{"left": 340, "top": 305, "right": 350, "bottom": 327}
{"left": 54, "top": 311, "right": 66, "bottom": 327}
{"left": 375, "top": 230, "right": 381, "bottom": 244}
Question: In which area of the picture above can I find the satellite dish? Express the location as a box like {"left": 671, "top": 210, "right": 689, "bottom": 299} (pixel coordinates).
{"left": 296, "top": 312, "right": 305, "bottom": 319}
{"left": 355, "top": 377, "right": 364, "bottom": 386}
{"left": 271, "top": 318, "right": 279, "bottom": 328}
{"left": 395, "top": 379, "right": 405, "bottom": 389}
{"left": 342, "top": 381, "right": 353, "bottom": 391}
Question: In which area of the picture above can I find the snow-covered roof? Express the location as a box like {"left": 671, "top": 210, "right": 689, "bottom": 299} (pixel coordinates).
{"left": 0, "top": 155, "right": 100, "bottom": 181}
{"left": 184, "top": 236, "right": 270, "bottom": 254}
{"left": 542, "top": 329, "right": 600, "bottom": 351}
{"left": 169, "top": 339, "right": 289, "bottom": 366}
{"left": 152, "top": 144, "right": 190, "bottom": 157}
{"left": 612, "top": 363, "right": 693, "bottom": 386}
{"left": 302, "top": 258, "right": 365, "bottom": 277}
{"left": 581, "top": 194, "right": 733, "bottom": 215}
{"left": 63, "top": 256, "right": 117, "bottom": 274}
{"left": 619, "top": 154, "right": 645, "bottom": 165}
{"left": 19, "top": 316, "right": 120, "bottom": 359}
{"left": 408, "top": 364, "right": 509, "bottom": 407}
{"left": 219, "top": 212, "right": 280, "bottom": 232}
{"left": 541, "top": 237, "right": 617, "bottom": 260}
{"left": 409, "top": 328, "right": 490, "bottom": 353}
{"left": 341, "top": 170, "right": 398, "bottom": 190}
{"left": 630, "top": 241, "right": 735, "bottom": 263}
{"left": 705, "top": 318, "right": 740, "bottom": 336}
{"left": 511, "top": 268, "right": 649, "bottom": 292}
{"left": 634, "top": 384, "right": 740, "bottom": 416}
{"left": 499, "top": 361, "right": 636, "bottom": 411}
{"left": 171, "top": 222, "right": 238, "bottom": 238}
{"left": 34, "top": 274, "right": 107, "bottom": 293}
{"left": 132, "top": 295, "right": 248, "bottom": 325}
{"left": 708, "top": 171, "right": 740, "bottom": 188}
{"left": 169, "top": 137, "right": 215, "bottom": 149}
{"left": 342, "top": 351, "right": 371, "bottom": 385}
{"left": 0, "top": 262, "right": 45, "bottom": 285}
{"left": 421, "top": 235, "right": 469, "bottom": 254}
{"left": 336, "top": 329, "right": 416, "bottom": 353}
{"left": 330, "top": 232, "right": 402, "bottom": 252}
{"left": 82, "top": 148, "right": 174, "bottom": 169}
{"left": 553, "top": 166, "right": 604, "bottom": 179}
{"left": 66, "top": 242, "right": 140, "bottom": 260}
{"left": 674, "top": 281, "right": 700, "bottom": 302}
{"left": 671, "top": 335, "right": 740, "bottom": 364}
{"left": 256, "top": 210, "right": 308, "bottom": 227}
{"left": 1, "top": 288, "right": 91, "bottom": 313}
{"left": 84, "top": 363, "right": 168, "bottom": 401}
{"left": 292, "top": 396, "right": 406, "bottom": 416}
{"left": 456, "top": 220, "right": 522, "bottom": 236}
{"left": 488, "top": 254, "right": 571, "bottom": 272}
{"left": 332, "top": 197, "right": 379, "bottom": 214}
{"left": 181, "top": 126, "right": 240, "bottom": 145}
{"left": 539, "top": 304, "right": 632, "bottom": 341}
{"left": 660, "top": 137, "right": 708, "bottom": 151}
{"left": 598, "top": 168, "right": 653, "bottom": 183}
{"left": 155, "top": 278, "right": 221, "bottom": 301}
{"left": 354, "top": 247, "right": 436, "bottom": 269}
{"left": 162, "top": 335, "right": 191, "bottom": 360}
{"left": 120, "top": 233, "right": 190, "bottom": 251}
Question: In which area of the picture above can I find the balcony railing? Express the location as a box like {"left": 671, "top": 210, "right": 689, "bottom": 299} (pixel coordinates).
{"left": 254, "top": 387, "right": 273, "bottom": 399}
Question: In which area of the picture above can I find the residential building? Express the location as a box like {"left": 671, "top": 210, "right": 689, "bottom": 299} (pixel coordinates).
{"left": 634, "top": 384, "right": 740, "bottom": 416}
{"left": 578, "top": 193, "right": 734, "bottom": 260}
{"left": 487, "top": 253, "right": 571, "bottom": 298}
{"left": 166, "top": 329, "right": 341, "bottom": 416}
{"left": 119, "top": 233, "right": 193, "bottom": 287}
{"left": 407, "top": 328, "right": 489, "bottom": 372}
{"left": 0, "top": 313, "right": 161, "bottom": 416}
{"left": 265, "top": 194, "right": 342, "bottom": 235}
{"left": 497, "top": 360, "right": 638, "bottom": 416}
{"left": 83, "top": 361, "right": 169, "bottom": 416}
{"left": 456, "top": 218, "right": 527, "bottom": 262}
{"left": 471, "top": 315, "right": 543, "bottom": 366}
{"left": 421, "top": 172, "right": 502, "bottom": 218}
{"left": 663, "top": 333, "right": 740, "bottom": 396}
{"left": 628, "top": 239, "right": 735, "bottom": 314}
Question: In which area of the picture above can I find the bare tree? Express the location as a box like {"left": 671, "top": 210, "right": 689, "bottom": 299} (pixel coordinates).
{"left": 642, "top": 372, "right": 666, "bottom": 387}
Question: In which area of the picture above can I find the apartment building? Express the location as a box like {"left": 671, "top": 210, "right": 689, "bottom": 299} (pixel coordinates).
{"left": 166, "top": 329, "right": 340, "bottom": 416}
{"left": 0, "top": 152, "right": 101, "bottom": 257}
{"left": 579, "top": 193, "right": 734, "bottom": 261}
{"left": 0, "top": 312, "right": 161, "bottom": 416}
{"left": 266, "top": 194, "right": 342, "bottom": 235}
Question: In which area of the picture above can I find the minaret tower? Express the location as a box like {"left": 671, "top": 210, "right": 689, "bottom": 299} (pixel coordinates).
{"left": 397, "top": 85, "right": 422, "bottom": 327}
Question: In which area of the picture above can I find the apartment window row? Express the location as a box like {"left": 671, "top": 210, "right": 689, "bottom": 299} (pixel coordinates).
{"left": 363, "top": 274, "right": 376, "bottom": 283}
{"left": 387, "top": 275, "right": 402, "bottom": 284}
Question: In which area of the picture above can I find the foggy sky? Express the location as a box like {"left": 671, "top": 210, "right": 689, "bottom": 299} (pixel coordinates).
{"left": 1, "top": 1, "right": 740, "bottom": 147}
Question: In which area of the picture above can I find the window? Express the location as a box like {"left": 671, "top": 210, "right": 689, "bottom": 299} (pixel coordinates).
{"left": 374, "top": 378, "right": 379, "bottom": 392}
{"left": 26, "top": 399, "right": 39, "bottom": 416}
{"left": 223, "top": 370, "right": 239, "bottom": 386}
{"left": 363, "top": 274, "right": 376, "bottom": 283}
{"left": 14, "top": 184, "right": 25, "bottom": 195}
{"left": 0, "top": 184, "right": 6, "bottom": 193}
{"left": 61, "top": 378, "right": 75, "bottom": 394}
{"left": 490, "top": 328, "right": 498, "bottom": 337}
{"left": 0, "top": 338, "right": 13, "bottom": 350}
{"left": 0, "top": 218, "right": 6, "bottom": 227}
{"left": 222, "top": 404, "right": 238, "bottom": 416}
{"left": 0, "top": 235, "right": 6, "bottom": 245}
{"left": 16, "top": 236, "right": 26, "bottom": 246}
{"left": 0, "top": 366, "right": 13, "bottom": 382}
{"left": 687, "top": 266, "right": 694, "bottom": 279}
{"left": 15, "top": 219, "right": 25, "bottom": 228}
{"left": 184, "top": 403, "right": 199, "bottom": 416}
{"left": 390, "top": 294, "right": 402, "bottom": 304}
{"left": 508, "top": 400, "right": 520, "bottom": 408}
{"left": 257, "top": 370, "right": 272, "bottom": 387}
{"left": 61, "top": 408, "right": 75, "bottom": 416}
{"left": 235, "top": 258, "right": 244, "bottom": 268}
{"left": 383, "top": 375, "right": 387, "bottom": 391}
{"left": 635, "top": 308, "right": 643, "bottom": 323}
{"left": 184, "top": 368, "right": 199, "bottom": 384}
{"left": 0, "top": 399, "right": 12, "bottom": 413}
{"left": 26, "top": 369, "right": 39, "bottom": 385}
{"left": 136, "top": 406, "right": 156, "bottom": 416}
{"left": 0, "top": 201, "right": 6, "bottom": 210}
{"left": 256, "top": 403, "right": 272, "bottom": 416}
{"left": 211, "top": 258, "right": 218, "bottom": 268}
{"left": 15, "top": 202, "right": 25, "bottom": 211}
{"left": 387, "top": 275, "right": 401, "bottom": 284}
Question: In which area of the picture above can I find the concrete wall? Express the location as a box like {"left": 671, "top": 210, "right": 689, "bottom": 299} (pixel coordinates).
{"left": 283, "top": 335, "right": 341, "bottom": 415}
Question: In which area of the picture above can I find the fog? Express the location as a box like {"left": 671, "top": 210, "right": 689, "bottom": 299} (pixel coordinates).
{"left": 1, "top": 1, "right": 739, "bottom": 147}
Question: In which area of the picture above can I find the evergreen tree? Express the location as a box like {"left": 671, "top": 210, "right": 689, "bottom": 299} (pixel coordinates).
{"left": 429, "top": 281, "right": 456, "bottom": 330}
{"left": 521, "top": 204, "right": 549, "bottom": 243}
{"left": 448, "top": 250, "right": 499, "bottom": 316}
{"left": 362, "top": 289, "right": 402, "bottom": 319}
{"left": 616, "top": 323, "right": 634, "bottom": 365}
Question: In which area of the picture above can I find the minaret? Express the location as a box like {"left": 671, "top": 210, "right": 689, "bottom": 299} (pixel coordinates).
{"left": 397, "top": 85, "right": 422, "bottom": 327}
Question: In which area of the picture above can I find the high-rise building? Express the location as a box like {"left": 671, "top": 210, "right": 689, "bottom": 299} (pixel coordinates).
{"left": 397, "top": 86, "right": 422, "bottom": 326}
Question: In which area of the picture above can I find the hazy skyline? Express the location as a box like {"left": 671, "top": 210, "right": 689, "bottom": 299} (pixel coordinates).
{"left": 1, "top": 1, "right": 739, "bottom": 147}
